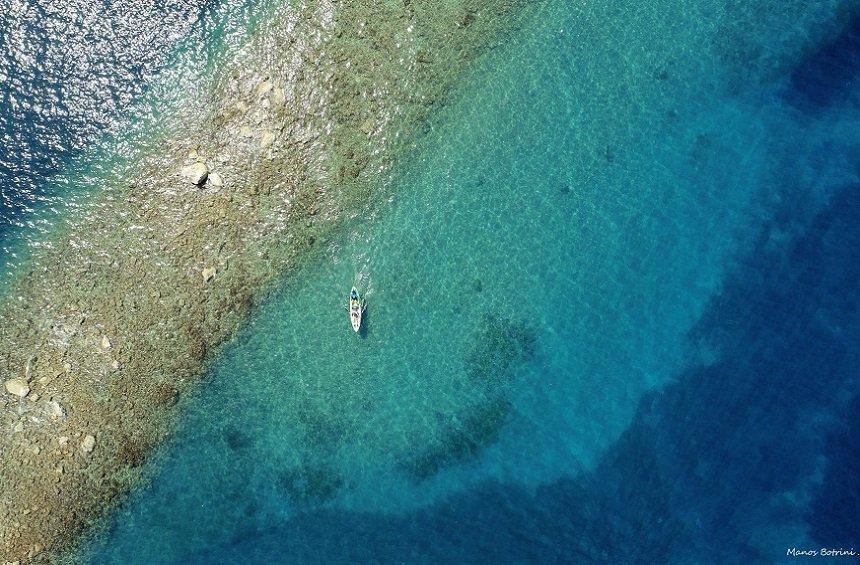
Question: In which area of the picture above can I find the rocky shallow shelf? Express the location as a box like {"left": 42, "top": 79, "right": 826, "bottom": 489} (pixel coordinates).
{"left": 0, "top": 1, "right": 533, "bottom": 561}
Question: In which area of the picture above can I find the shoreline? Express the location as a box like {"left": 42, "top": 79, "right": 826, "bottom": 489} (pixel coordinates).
{"left": 0, "top": 1, "right": 535, "bottom": 561}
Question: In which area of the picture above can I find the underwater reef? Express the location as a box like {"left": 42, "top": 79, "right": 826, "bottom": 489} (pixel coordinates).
{"left": 0, "top": 1, "right": 533, "bottom": 560}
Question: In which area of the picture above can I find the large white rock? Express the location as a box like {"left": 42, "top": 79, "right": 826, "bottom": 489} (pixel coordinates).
{"left": 270, "top": 86, "right": 286, "bottom": 106}
{"left": 181, "top": 162, "right": 209, "bottom": 186}
{"left": 260, "top": 131, "right": 276, "bottom": 148}
{"left": 4, "top": 378, "right": 30, "bottom": 397}
{"left": 81, "top": 435, "right": 96, "bottom": 454}
{"left": 49, "top": 401, "right": 65, "bottom": 420}
{"left": 256, "top": 80, "right": 273, "bottom": 97}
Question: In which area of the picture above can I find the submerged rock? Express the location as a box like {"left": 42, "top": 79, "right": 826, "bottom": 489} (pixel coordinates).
{"left": 49, "top": 401, "right": 65, "bottom": 420}
{"left": 80, "top": 435, "right": 96, "bottom": 454}
{"left": 202, "top": 266, "right": 217, "bottom": 282}
{"left": 271, "top": 86, "right": 286, "bottom": 106}
{"left": 181, "top": 162, "right": 209, "bottom": 186}
{"left": 4, "top": 378, "right": 30, "bottom": 398}
{"left": 208, "top": 171, "right": 224, "bottom": 187}
{"left": 255, "top": 79, "right": 273, "bottom": 97}
{"left": 260, "top": 130, "right": 276, "bottom": 148}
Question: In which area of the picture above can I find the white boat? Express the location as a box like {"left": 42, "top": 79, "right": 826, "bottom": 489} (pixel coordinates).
{"left": 349, "top": 286, "right": 365, "bottom": 332}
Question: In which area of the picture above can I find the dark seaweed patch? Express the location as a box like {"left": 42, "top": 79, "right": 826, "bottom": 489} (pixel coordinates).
{"left": 400, "top": 315, "right": 537, "bottom": 480}
{"left": 604, "top": 145, "right": 616, "bottom": 163}
{"left": 116, "top": 434, "right": 148, "bottom": 468}
{"left": 465, "top": 314, "right": 537, "bottom": 383}
{"left": 296, "top": 407, "right": 345, "bottom": 449}
{"left": 403, "top": 399, "right": 510, "bottom": 480}
{"left": 277, "top": 463, "right": 344, "bottom": 506}
{"left": 222, "top": 425, "right": 253, "bottom": 451}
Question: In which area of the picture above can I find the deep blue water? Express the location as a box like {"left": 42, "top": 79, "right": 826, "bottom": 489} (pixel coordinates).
{"left": 0, "top": 1, "right": 858, "bottom": 563}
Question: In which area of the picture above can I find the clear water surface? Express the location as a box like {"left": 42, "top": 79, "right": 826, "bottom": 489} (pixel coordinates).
{"left": 3, "top": 0, "right": 858, "bottom": 563}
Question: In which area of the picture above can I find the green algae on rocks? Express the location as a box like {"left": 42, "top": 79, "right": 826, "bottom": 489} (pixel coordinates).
{"left": 0, "top": 0, "right": 534, "bottom": 561}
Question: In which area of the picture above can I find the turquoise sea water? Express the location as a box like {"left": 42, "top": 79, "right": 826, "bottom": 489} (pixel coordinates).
{"left": 2, "top": 0, "right": 858, "bottom": 563}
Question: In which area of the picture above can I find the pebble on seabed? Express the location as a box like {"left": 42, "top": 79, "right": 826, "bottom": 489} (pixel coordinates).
{"left": 80, "top": 435, "right": 96, "bottom": 454}
{"left": 4, "top": 379, "right": 30, "bottom": 398}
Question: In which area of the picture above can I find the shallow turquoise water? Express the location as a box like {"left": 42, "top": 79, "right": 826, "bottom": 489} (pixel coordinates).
{"left": 73, "top": 1, "right": 860, "bottom": 562}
